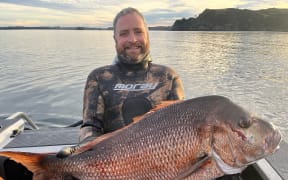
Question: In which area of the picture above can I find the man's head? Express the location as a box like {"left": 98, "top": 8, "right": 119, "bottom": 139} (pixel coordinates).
{"left": 113, "top": 7, "right": 150, "bottom": 64}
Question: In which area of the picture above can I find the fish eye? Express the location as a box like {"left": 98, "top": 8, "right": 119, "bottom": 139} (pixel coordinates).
{"left": 238, "top": 117, "right": 251, "bottom": 128}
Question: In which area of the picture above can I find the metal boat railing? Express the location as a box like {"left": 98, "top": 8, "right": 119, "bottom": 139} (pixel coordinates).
{"left": 5, "top": 112, "right": 39, "bottom": 130}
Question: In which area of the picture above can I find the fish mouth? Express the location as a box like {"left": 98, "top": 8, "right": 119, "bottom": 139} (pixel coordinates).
{"left": 264, "top": 129, "right": 282, "bottom": 153}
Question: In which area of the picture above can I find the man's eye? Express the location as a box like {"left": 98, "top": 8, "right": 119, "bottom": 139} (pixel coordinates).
{"left": 119, "top": 32, "right": 128, "bottom": 36}
{"left": 135, "top": 30, "right": 143, "bottom": 34}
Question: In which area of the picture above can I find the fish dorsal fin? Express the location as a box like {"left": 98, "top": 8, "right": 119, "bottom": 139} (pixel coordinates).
{"left": 71, "top": 119, "right": 140, "bottom": 156}
{"left": 133, "top": 100, "right": 182, "bottom": 122}
{"left": 74, "top": 100, "right": 182, "bottom": 155}
{"left": 71, "top": 132, "right": 116, "bottom": 156}
{"left": 173, "top": 154, "right": 210, "bottom": 180}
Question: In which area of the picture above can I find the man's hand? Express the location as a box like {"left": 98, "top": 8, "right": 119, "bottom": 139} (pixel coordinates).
{"left": 56, "top": 145, "right": 81, "bottom": 158}
{"left": 56, "top": 136, "right": 96, "bottom": 158}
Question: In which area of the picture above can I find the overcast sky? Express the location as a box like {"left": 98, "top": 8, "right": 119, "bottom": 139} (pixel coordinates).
{"left": 1, "top": 0, "right": 288, "bottom": 27}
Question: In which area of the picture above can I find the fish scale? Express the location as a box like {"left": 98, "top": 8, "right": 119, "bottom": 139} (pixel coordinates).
{"left": 47, "top": 121, "right": 208, "bottom": 179}
{"left": 46, "top": 124, "right": 212, "bottom": 179}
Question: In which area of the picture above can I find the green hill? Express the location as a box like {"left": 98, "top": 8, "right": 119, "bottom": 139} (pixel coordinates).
{"left": 171, "top": 8, "right": 288, "bottom": 31}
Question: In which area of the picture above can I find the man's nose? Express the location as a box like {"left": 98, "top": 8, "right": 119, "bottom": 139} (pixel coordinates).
{"left": 127, "top": 32, "right": 137, "bottom": 42}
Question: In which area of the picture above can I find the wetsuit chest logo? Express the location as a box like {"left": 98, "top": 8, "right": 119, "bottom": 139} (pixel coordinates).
{"left": 114, "top": 83, "right": 158, "bottom": 91}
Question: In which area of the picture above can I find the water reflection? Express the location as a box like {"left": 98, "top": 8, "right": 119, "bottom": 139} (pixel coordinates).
{"left": 0, "top": 30, "right": 288, "bottom": 141}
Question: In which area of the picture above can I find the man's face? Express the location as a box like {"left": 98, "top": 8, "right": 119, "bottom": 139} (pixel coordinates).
{"left": 114, "top": 12, "right": 150, "bottom": 64}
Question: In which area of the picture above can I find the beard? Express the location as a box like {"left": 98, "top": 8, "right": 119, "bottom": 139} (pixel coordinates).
{"left": 116, "top": 41, "right": 149, "bottom": 64}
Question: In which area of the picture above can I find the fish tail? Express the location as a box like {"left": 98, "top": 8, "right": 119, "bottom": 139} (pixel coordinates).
{"left": 0, "top": 151, "right": 47, "bottom": 178}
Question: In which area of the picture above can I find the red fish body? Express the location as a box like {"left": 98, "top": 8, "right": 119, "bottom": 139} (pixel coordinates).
{"left": 0, "top": 96, "right": 282, "bottom": 180}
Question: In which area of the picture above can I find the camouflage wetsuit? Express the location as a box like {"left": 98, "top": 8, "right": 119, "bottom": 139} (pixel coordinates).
{"left": 80, "top": 55, "right": 185, "bottom": 140}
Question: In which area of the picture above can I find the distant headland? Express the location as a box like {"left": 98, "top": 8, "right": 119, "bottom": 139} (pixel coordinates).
{"left": 0, "top": 26, "right": 113, "bottom": 30}
{"left": 0, "top": 26, "right": 170, "bottom": 31}
{"left": 171, "top": 8, "right": 288, "bottom": 31}
{"left": 1, "top": 8, "right": 288, "bottom": 31}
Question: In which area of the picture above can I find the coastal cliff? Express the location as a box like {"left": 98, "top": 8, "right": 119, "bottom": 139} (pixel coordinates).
{"left": 171, "top": 8, "right": 288, "bottom": 31}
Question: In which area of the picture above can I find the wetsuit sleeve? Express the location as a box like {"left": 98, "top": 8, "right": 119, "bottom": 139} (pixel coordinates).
{"left": 168, "top": 73, "right": 185, "bottom": 100}
{"left": 80, "top": 72, "right": 104, "bottom": 141}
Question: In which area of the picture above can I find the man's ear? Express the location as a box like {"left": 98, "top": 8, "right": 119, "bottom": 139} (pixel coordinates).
{"left": 113, "top": 35, "right": 117, "bottom": 49}
{"left": 113, "top": 34, "right": 116, "bottom": 42}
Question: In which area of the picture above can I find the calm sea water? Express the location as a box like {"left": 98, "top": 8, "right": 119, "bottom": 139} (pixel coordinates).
{"left": 0, "top": 30, "right": 288, "bottom": 141}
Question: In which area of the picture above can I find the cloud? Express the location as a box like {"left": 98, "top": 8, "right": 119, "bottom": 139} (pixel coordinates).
{"left": 143, "top": 9, "right": 194, "bottom": 26}
{"left": 0, "top": 0, "right": 77, "bottom": 11}
{"left": 0, "top": 1, "right": 115, "bottom": 27}
{"left": 0, "top": 0, "right": 288, "bottom": 27}
{"left": 237, "top": 0, "right": 288, "bottom": 9}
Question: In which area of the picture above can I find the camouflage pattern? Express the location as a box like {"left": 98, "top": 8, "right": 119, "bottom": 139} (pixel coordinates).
{"left": 80, "top": 56, "right": 185, "bottom": 140}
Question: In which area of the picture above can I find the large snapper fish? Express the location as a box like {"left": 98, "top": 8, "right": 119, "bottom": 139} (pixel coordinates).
{"left": 0, "top": 95, "right": 281, "bottom": 180}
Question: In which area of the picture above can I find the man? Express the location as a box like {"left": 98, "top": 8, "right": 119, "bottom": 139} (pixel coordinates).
{"left": 57, "top": 7, "right": 185, "bottom": 157}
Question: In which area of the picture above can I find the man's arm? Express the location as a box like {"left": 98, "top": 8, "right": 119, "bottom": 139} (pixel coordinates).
{"left": 168, "top": 74, "right": 185, "bottom": 100}
{"left": 80, "top": 73, "right": 105, "bottom": 141}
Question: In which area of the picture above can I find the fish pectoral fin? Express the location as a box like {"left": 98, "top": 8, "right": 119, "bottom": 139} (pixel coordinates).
{"left": 173, "top": 154, "right": 211, "bottom": 180}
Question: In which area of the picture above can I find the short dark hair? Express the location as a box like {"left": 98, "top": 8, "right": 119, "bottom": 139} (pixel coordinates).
{"left": 113, "top": 7, "right": 148, "bottom": 34}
